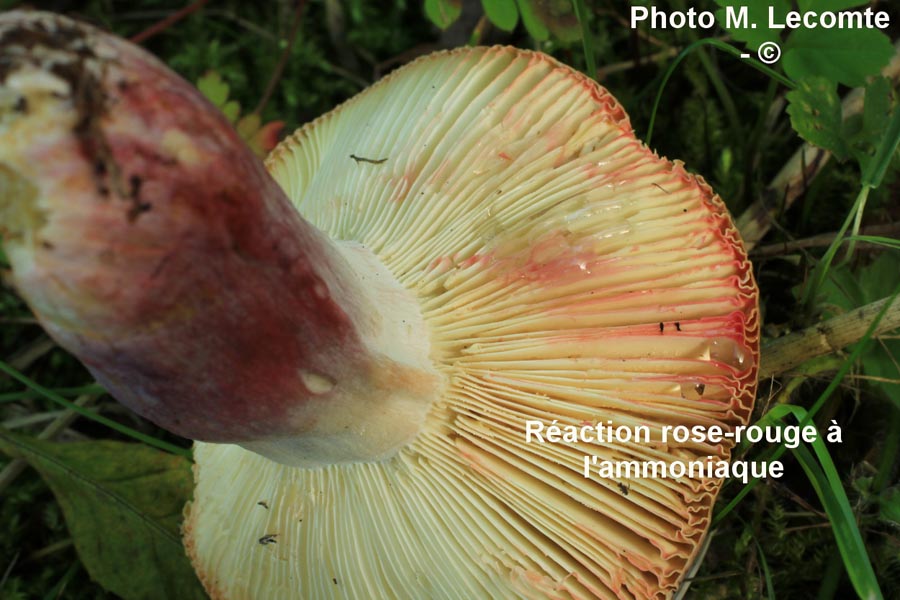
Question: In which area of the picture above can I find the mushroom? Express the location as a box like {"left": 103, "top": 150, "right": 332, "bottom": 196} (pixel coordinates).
{"left": 0, "top": 11, "right": 759, "bottom": 600}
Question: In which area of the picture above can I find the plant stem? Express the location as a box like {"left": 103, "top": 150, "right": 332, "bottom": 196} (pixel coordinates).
{"left": 596, "top": 45, "right": 679, "bottom": 79}
{"left": 695, "top": 46, "right": 743, "bottom": 145}
{"left": 842, "top": 186, "right": 870, "bottom": 264}
{"left": 129, "top": 0, "right": 211, "bottom": 44}
{"left": 253, "top": 0, "right": 307, "bottom": 116}
{"left": 675, "top": 0, "right": 745, "bottom": 139}
{"left": 42, "top": 560, "right": 78, "bottom": 600}
{"left": 802, "top": 186, "right": 870, "bottom": 312}
{"left": 28, "top": 539, "right": 74, "bottom": 562}
{"left": 737, "top": 143, "right": 831, "bottom": 250}
{"left": 0, "top": 362, "right": 190, "bottom": 457}
{"left": 646, "top": 38, "right": 792, "bottom": 145}
{"left": 715, "top": 292, "right": 895, "bottom": 526}
{"left": 466, "top": 15, "right": 489, "bottom": 46}
{"left": 2, "top": 411, "right": 68, "bottom": 429}
{"left": 742, "top": 77, "right": 779, "bottom": 209}
{"left": 0, "top": 395, "right": 95, "bottom": 496}
{"left": 760, "top": 295, "right": 900, "bottom": 378}
{"left": 4, "top": 336, "right": 55, "bottom": 373}
{"left": 751, "top": 223, "right": 900, "bottom": 258}
{"left": 873, "top": 403, "right": 900, "bottom": 493}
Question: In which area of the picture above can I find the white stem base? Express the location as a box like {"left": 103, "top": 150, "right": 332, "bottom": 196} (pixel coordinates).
{"left": 240, "top": 240, "right": 441, "bottom": 468}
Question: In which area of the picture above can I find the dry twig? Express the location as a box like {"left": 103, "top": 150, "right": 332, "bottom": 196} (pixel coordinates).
{"left": 0, "top": 394, "right": 97, "bottom": 495}
{"left": 760, "top": 296, "right": 900, "bottom": 378}
{"left": 130, "top": 0, "right": 211, "bottom": 45}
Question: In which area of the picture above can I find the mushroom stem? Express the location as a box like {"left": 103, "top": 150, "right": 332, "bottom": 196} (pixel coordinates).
{"left": 0, "top": 12, "right": 440, "bottom": 467}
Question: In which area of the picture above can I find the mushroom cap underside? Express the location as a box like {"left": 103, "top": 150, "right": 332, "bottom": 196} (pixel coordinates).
{"left": 185, "top": 46, "right": 759, "bottom": 600}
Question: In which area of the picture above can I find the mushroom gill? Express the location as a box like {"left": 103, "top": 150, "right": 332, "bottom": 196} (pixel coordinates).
{"left": 0, "top": 11, "right": 758, "bottom": 599}
{"left": 186, "top": 48, "right": 759, "bottom": 599}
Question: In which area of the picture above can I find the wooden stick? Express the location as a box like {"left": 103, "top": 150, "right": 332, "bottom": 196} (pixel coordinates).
{"left": 760, "top": 296, "right": 900, "bottom": 378}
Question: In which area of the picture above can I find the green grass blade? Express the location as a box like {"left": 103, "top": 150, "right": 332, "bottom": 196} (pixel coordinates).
{"left": 804, "top": 287, "right": 898, "bottom": 421}
{"left": 647, "top": 38, "right": 794, "bottom": 145}
{"left": 754, "top": 539, "right": 776, "bottom": 600}
{"left": 845, "top": 235, "right": 900, "bottom": 250}
{"left": 802, "top": 185, "right": 870, "bottom": 311}
{"left": 816, "top": 552, "right": 844, "bottom": 600}
{"left": 714, "top": 289, "right": 899, "bottom": 525}
{"left": 0, "top": 360, "right": 191, "bottom": 457}
{"left": 571, "top": 0, "right": 595, "bottom": 80}
{"left": 844, "top": 186, "right": 871, "bottom": 261}
{"left": 0, "top": 384, "right": 107, "bottom": 403}
{"left": 792, "top": 442, "right": 882, "bottom": 600}
{"left": 738, "top": 404, "right": 882, "bottom": 599}
{"left": 873, "top": 405, "right": 900, "bottom": 493}
{"left": 42, "top": 561, "right": 79, "bottom": 600}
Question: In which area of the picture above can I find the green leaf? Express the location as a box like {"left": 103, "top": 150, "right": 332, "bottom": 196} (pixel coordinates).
{"left": 861, "top": 77, "right": 892, "bottom": 139}
{"left": 786, "top": 76, "right": 848, "bottom": 159}
{"left": 865, "top": 335, "right": 900, "bottom": 406}
{"left": 481, "top": 0, "right": 518, "bottom": 31}
{"left": 0, "top": 430, "right": 205, "bottom": 600}
{"left": 858, "top": 253, "right": 900, "bottom": 305}
{"left": 783, "top": 28, "right": 894, "bottom": 87}
{"left": 221, "top": 100, "right": 241, "bottom": 124}
{"left": 515, "top": 0, "right": 548, "bottom": 41}
{"left": 515, "top": 0, "right": 579, "bottom": 42}
{"left": 424, "top": 0, "right": 461, "bottom": 29}
{"left": 571, "top": 0, "right": 595, "bottom": 79}
{"left": 539, "top": 0, "right": 580, "bottom": 42}
{"left": 713, "top": 0, "right": 789, "bottom": 51}
{"left": 877, "top": 486, "right": 900, "bottom": 526}
{"left": 819, "top": 255, "right": 900, "bottom": 406}
{"left": 748, "top": 406, "right": 883, "bottom": 600}
{"left": 858, "top": 255, "right": 900, "bottom": 405}
{"left": 347, "top": 0, "right": 364, "bottom": 23}
{"left": 792, "top": 441, "right": 883, "bottom": 600}
{"left": 754, "top": 539, "right": 776, "bottom": 600}
{"left": 196, "top": 70, "right": 229, "bottom": 108}
{"left": 862, "top": 88, "right": 900, "bottom": 188}
{"left": 236, "top": 112, "right": 262, "bottom": 140}
{"left": 845, "top": 77, "right": 893, "bottom": 175}
{"left": 818, "top": 264, "right": 864, "bottom": 311}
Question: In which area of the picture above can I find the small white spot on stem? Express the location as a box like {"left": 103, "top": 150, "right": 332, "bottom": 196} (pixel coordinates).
{"left": 299, "top": 370, "right": 336, "bottom": 394}
{"left": 312, "top": 282, "right": 329, "bottom": 299}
